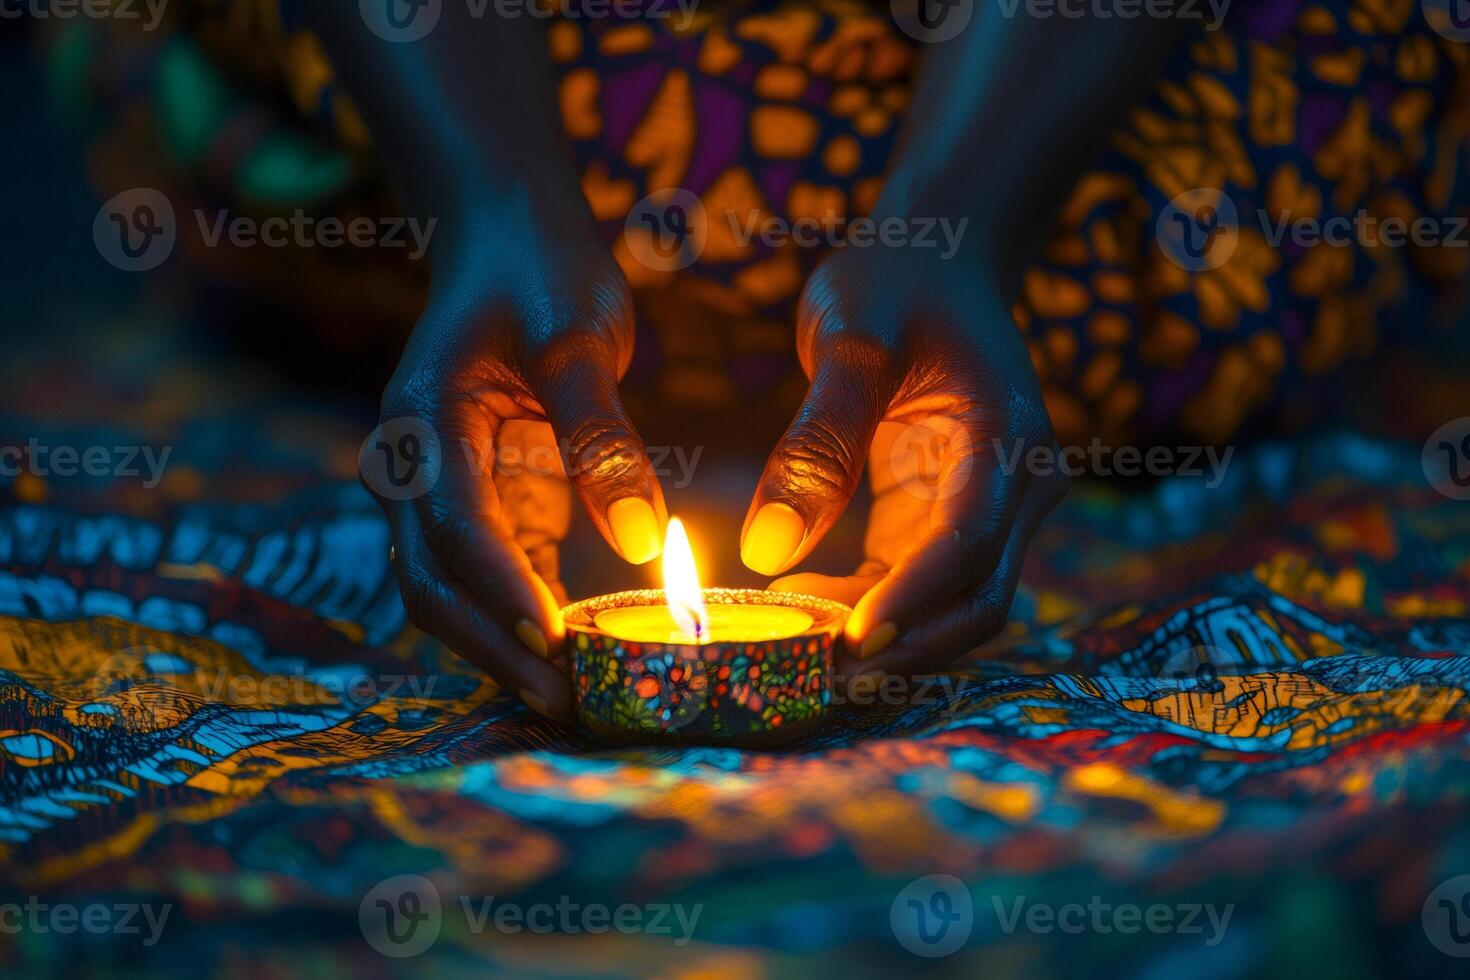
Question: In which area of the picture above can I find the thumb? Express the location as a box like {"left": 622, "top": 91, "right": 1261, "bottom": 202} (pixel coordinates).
{"left": 530, "top": 340, "right": 667, "bottom": 565}
{"left": 741, "top": 359, "right": 891, "bottom": 576}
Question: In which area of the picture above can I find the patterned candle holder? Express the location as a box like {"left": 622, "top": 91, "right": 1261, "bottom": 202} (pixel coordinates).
{"left": 563, "top": 588, "right": 851, "bottom": 747}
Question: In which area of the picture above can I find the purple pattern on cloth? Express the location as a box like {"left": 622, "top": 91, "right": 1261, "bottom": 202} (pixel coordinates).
{"left": 1280, "top": 307, "right": 1307, "bottom": 348}
{"left": 804, "top": 77, "right": 832, "bottom": 111}
{"left": 729, "top": 61, "right": 759, "bottom": 87}
{"left": 731, "top": 351, "right": 791, "bottom": 388}
{"left": 758, "top": 161, "right": 803, "bottom": 220}
{"left": 1367, "top": 79, "right": 1398, "bottom": 119}
{"left": 1144, "top": 349, "right": 1217, "bottom": 430}
{"left": 601, "top": 64, "right": 667, "bottom": 154}
{"left": 1296, "top": 33, "right": 1345, "bottom": 62}
{"left": 685, "top": 80, "right": 749, "bottom": 193}
{"left": 1227, "top": 0, "right": 1304, "bottom": 39}
{"left": 1298, "top": 91, "right": 1348, "bottom": 158}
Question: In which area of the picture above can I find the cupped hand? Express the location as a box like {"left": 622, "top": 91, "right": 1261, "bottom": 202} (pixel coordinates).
{"left": 743, "top": 244, "right": 1067, "bottom": 679}
{"left": 363, "top": 210, "right": 666, "bottom": 721}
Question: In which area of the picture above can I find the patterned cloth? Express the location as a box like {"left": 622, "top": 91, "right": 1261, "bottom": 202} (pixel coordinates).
{"left": 2, "top": 321, "right": 1470, "bottom": 976}
{"left": 51, "top": 0, "right": 1470, "bottom": 446}
{"left": 19, "top": 6, "right": 1470, "bottom": 975}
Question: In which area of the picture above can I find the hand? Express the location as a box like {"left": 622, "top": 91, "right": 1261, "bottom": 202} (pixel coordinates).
{"left": 365, "top": 206, "right": 666, "bottom": 721}
{"left": 742, "top": 244, "right": 1067, "bottom": 680}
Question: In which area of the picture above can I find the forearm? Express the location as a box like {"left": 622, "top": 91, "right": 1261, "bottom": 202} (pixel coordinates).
{"left": 298, "top": 5, "right": 589, "bottom": 267}
{"left": 877, "top": 15, "right": 1193, "bottom": 288}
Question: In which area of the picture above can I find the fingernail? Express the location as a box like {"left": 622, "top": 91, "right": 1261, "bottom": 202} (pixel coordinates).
{"left": 515, "top": 619, "right": 549, "bottom": 659}
{"left": 741, "top": 501, "right": 805, "bottom": 575}
{"left": 860, "top": 621, "right": 898, "bottom": 659}
{"left": 518, "top": 688, "right": 552, "bottom": 718}
{"left": 608, "top": 497, "right": 662, "bottom": 564}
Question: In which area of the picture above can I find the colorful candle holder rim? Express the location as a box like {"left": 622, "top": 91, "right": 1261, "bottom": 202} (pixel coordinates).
{"left": 561, "top": 587, "right": 851, "bottom": 636}
{"left": 563, "top": 588, "right": 852, "bottom": 747}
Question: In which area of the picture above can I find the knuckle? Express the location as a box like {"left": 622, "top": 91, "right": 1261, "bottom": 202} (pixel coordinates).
{"left": 965, "top": 582, "right": 1016, "bottom": 639}
{"left": 585, "top": 271, "right": 635, "bottom": 332}
{"left": 772, "top": 419, "right": 860, "bottom": 498}
{"left": 380, "top": 378, "right": 431, "bottom": 424}
{"left": 797, "top": 308, "right": 900, "bottom": 387}
{"left": 948, "top": 560, "right": 1021, "bottom": 634}
{"left": 398, "top": 573, "right": 441, "bottom": 632}
{"left": 953, "top": 508, "right": 1011, "bottom": 548}
{"left": 563, "top": 417, "right": 645, "bottom": 488}
{"left": 1037, "top": 466, "right": 1070, "bottom": 509}
{"left": 523, "top": 324, "right": 623, "bottom": 385}
{"left": 549, "top": 238, "right": 635, "bottom": 314}
{"left": 1007, "top": 385, "right": 1054, "bottom": 442}
{"left": 421, "top": 510, "right": 476, "bottom": 570}
{"left": 379, "top": 371, "right": 465, "bottom": 435}
{"left": 799, "top": 256, "right": 898, "bottom": 330}
{"left": 822, "top": 328, "right": 899, "bottom": 382}
{"left": 520, "top": 278, "right": 634, "bottom": 366}
{"left": 797, "top": 274, "right": 842, "bottom": 334}
{"left": 795, "top": 267, "right": 856, "bottom": 363}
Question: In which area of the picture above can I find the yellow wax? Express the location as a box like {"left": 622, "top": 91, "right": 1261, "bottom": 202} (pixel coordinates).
{"left": 594, "top": 604, "right": 813, "bottom": 644}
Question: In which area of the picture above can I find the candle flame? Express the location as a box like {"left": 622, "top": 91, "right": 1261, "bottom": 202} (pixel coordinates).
{"left": 662, "top": 517, "right": 708, "bottom": 643}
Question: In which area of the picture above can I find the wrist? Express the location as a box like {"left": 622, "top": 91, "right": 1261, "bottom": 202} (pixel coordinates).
{"left": 868, "top": 170, "right": 1037, "bottom": 300}
{"left": 426, "top": 165, "right": 599, "bottom": 274}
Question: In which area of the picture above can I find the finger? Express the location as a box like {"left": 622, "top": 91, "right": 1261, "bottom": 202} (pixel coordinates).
{"left": 839, "top": 484, "right": 1059, "bottom": 679}
{"left": 526, "top": 332, "right": 667, "bottom": 565}
{"left": 741, "top": 358, "right": 894, "bottom": 576}
{"left": 403, "top": 403, "right": 565, "bottom": 661}
{"left": 857, "top": 422, "right": 937, "bottom": 570}
{"left": 493, "top": 419, "right": 573, "bottom": 607}
{"left": 526, "top": 544, "right": 569, "bottom": 608}
{"left": 846, "top": 426, "right": 1052, "bottom": 643}
{"left": 768, "top": 570, "right": 886, "bottom": 609}
{"left": 385, "top": 501, "right": 572, "bottom": 720}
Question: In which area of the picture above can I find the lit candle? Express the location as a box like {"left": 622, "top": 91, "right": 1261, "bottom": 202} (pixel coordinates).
{"left": 592, "top": 519, "right": 813, "bottom": 643}
{"left": 562, "top": 516, "right": 852, "bottom": 746}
